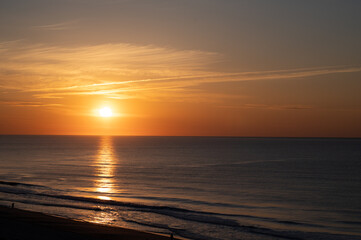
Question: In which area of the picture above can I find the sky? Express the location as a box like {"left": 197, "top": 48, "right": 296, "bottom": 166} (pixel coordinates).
{"left": 1, "top": 0, "right": 361, "bottom": 137}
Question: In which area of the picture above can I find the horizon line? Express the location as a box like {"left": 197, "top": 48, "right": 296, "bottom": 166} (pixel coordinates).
{"left": 0, "top": 134, "right": 360, "bottom": 139}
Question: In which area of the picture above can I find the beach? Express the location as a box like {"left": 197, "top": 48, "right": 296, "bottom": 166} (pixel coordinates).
{"left": 0, "top": 205, "right": 175, "bottom": 240}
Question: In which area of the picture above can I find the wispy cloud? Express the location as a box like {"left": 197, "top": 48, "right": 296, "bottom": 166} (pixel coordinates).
{"left": 0, "top": 101, "right": 62, "bottom": 107}
{"left": 1, "top": 41, "right": 361, "bottom": 104}
{"left": 28, "top": 65, "right": 361, "bottom": 101}
{"left": 32, "top": 20, "right": 79, "bottom": 31}
{"left": 223, "top": 104, "right": 314, "bottom": 110}
{"left": 0, "top": 41, "right": 218, "bottom": 94}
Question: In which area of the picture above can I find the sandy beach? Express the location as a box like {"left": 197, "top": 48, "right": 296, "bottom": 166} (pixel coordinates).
{"left": 0, "top": 205, "right": 176, "bottom": 240}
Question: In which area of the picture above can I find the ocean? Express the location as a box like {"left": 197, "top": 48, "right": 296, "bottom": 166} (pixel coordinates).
{"left": 0, "top": 136, "right": 360, "bottom": 240}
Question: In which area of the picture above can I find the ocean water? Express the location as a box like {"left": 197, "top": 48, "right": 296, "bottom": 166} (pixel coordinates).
{"left": 0, "top": 136, "right": 360, "bottom": 240}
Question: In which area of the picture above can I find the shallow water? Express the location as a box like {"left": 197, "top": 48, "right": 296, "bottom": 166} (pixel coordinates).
{"left": 0, "top": 136, "right": 360, "bottom": 240}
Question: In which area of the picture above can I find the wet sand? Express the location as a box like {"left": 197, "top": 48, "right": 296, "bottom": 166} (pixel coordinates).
{"left": 0, "top": 205, "right": 176, "bottom": 240}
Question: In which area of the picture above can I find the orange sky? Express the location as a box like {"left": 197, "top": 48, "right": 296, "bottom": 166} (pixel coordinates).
{"left": 1, "top": 1, "right": 361, "bottom": 137}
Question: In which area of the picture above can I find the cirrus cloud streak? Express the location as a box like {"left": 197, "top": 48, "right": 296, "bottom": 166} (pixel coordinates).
{"left": 1, "top": 41, "right": 361, "bottom": 104}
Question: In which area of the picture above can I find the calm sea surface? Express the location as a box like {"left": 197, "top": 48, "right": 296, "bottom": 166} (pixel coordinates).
{"left": 0, "top": 136, "right": 360, "bottom": 240}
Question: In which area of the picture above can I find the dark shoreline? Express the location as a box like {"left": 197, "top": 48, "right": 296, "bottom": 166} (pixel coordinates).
{"left": 0, "top": 205, "right": 177, "bottom": 240}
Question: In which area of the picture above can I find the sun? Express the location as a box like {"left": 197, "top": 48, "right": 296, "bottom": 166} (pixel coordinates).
{"left": 98, "top": 107, "right": 113, "bottom": 117}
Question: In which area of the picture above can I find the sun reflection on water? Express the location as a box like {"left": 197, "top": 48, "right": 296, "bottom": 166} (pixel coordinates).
{"left": 95, "top": 136, "right": 116, "bottom": 200}
{"left": 90, "top": 136, "right": 118, "bottom": 225}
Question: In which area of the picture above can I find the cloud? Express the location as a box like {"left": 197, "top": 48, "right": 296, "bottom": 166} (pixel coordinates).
{"left": 0, "top": 41, "right": 218, "bottom": 93}
{"left": 0, "top": 101, "right": 62, "bottom": 107}
{"left": 32, "top": 20, "right": 79, "bottom": 31}
{"left": 241, "top": 104, "right": 314, "bottom": 110}
{"left": 1, "top": 41, "right": 361, "bottom": 104}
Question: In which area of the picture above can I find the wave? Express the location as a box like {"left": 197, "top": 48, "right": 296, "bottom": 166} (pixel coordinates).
{"left": 120, "top": 216, "right": 222, "bottom": 240}
{"left": 120, "top": 215, "right": 361, "bottom": 240}
{"left": 336, "top": 221, "right": 361, "bottom": 226}
{"left": 0, "top": 183, "right": 275, "bottom": 227}
{"left": 0, "top": 180, "right": 48, "bottom": 189}
{"left": 0, "top": 196, "right": 102, "bottom": 211}
{"left": 111, "top": 194, "right": 281, "bottom": 210}
{"left": 1, "top": 180, "right": 361, "bottom": 240}
{"left": 0, "top": 181, "right": 351, "bottom": 229}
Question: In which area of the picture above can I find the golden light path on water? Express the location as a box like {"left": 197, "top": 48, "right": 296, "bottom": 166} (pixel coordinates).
{"left": 95, "top": 136, "right": 115, "bottom": 200}
{"left": 91, "top": 136, "right": 118, "bottom": 224}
